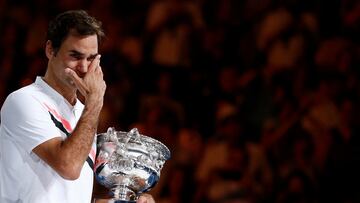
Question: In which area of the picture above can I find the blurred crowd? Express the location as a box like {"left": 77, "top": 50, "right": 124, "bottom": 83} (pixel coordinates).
{"left": 1, "top": 0, "right": 360, "bottom": 202}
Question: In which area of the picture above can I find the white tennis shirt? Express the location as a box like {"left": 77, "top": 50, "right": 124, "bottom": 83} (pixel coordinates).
{"left": 0, "top": 77, "right": 96, "bottom": 203}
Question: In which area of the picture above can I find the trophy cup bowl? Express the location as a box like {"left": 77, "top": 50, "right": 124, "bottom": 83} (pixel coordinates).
{"left": 95, "top": 127, "right": 171, "bottom": 202}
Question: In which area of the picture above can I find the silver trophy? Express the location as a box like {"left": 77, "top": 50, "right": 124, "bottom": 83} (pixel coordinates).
{"left": 95, "top": 127, "right": 171, "bottom": 202}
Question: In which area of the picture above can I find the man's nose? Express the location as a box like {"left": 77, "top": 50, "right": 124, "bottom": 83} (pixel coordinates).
{"left": 77, "top": 59, "right": 89, "bottom": 74}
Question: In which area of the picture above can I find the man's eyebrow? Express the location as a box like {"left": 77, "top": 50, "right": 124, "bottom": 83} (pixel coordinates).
{"left": 69, "top": 50, "right": 98, "bottom": 59}
{"left": 69, "top": 50, "right": 84, "bottom": 56}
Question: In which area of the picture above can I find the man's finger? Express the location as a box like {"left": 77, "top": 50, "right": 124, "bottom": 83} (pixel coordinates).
{"left": 65, "top": 68, "right": 89, "bottom": 96}
{"left": 137, "top": 194, "right": 155, "bottom": 203}
{"left": 88, "top": 54, "right": 101, "bottom": 72}
{"left": 65, "top": 68, "right": 81, "bottom": 83}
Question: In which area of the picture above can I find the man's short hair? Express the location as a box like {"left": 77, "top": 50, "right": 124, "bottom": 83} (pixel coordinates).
{"left": 46, "top": 10, "right": 105, "bottom": 54}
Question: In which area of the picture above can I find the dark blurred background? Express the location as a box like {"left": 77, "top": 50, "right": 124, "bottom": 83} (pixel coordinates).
{"left": 1, "top": 0, "right": 360, "bottom": 202}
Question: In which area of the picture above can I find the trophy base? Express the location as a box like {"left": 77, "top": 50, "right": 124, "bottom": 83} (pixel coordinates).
{"left": 109, "top": 185, "right": 138, "bottom": 203}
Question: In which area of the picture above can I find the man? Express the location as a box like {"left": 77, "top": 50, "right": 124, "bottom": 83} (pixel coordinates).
{"left": 0, "top": 10, "right": 154, "bottom": 203}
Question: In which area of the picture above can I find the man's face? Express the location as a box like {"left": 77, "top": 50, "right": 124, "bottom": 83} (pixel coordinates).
{"left": 48, "top": 33, "right": 99, "bottom": 89}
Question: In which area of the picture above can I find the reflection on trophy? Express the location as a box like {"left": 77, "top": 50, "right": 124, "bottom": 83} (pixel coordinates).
{"left": 95, "top": 127, "right": 171, "bottom": 203}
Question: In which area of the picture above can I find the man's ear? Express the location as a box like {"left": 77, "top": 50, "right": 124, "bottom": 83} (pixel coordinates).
{"left": 45, "top": 40, "right": 55, "bottom": 59}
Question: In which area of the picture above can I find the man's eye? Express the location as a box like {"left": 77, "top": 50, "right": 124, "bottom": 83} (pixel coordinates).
{"left": 87, "top": 56, "right": 97, "bottom": 61}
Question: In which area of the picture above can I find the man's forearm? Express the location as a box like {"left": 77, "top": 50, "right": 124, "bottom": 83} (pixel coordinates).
{"left": 59, "top": 100, "right": 102, "bottom": 175}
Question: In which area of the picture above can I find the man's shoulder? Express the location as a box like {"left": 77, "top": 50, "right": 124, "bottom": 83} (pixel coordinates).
{"left": 2, "top": 83, "right": 53, "bottom": 112}
{"left": 0, "top": 83, "right": 57, "bottom": 128}
{"left": 8, "top": 83, "right": 50, "bottom": 103}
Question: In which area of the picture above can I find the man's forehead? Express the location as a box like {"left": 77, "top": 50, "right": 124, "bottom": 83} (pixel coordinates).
{"left": 61, "top": 34, "right": 98, "bottom": 55}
